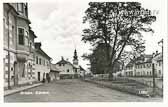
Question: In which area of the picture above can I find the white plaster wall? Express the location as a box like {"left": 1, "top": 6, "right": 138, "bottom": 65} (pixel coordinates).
{"left": 55, "top": 63, "right": 74, "bottom": 75}
{"left": 34, "top": 52, "right": 50, "bottom": 81}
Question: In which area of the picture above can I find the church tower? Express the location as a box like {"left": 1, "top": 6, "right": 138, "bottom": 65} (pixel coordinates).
{"left": 73, "top": 49, "right": 78, "bottom": 65}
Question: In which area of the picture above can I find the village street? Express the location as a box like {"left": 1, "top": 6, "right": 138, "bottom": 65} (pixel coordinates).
{"left": 4, "top": 79, "right": 162, "bottom": 102}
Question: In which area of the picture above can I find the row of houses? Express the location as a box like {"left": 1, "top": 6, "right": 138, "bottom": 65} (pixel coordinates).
{"left": 3, "top": 3, "right": 87, "bottom": 89}
{"left": 120, "top": 51, "right": 163, "bottom": 78}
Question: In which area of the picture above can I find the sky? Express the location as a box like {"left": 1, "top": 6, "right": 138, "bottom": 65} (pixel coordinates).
{"left": 28, "top": 0, "right": 166, "bottom": 70}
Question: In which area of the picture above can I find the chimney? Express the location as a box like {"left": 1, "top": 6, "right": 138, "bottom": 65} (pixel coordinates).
{"left": 156, "top": 50, "right": 158, "bottom": 55}
{"left": 152, "top": 52, "right": 155, "bottom": 58}
{"left": 61, "top": 56, "right": 64, "bottom": 60}
{"left": 35, "top": 42, "right": 41, "bottom": 49}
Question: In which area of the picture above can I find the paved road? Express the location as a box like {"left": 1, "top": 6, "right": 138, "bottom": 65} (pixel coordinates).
{"left": 4, "top": 79, "right": 162, "bottom": 102}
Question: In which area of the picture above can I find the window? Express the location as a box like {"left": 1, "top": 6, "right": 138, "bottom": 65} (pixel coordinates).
{"left": 59, "top": 63, "right": 61, "bottom": 66}
{"left": 39, "top": 58, "right": 41, "bottom": 65}
{"left": 44, "top": 60, "right": 45, "bottom": 66}
{"left": 67, "top": 69, "right": 69, "bottom": 72}
{"left": 150, "top": 72, "right": 152, "bottom": 76}
{"left": 22, "top": 63, "right": 25, "bottom": 77}
{"left": 47, "top": 61, "right": 49, "bottom": 66}
{"left": 143, "top": 64, "right": 145, "bottom": 68}
{"left": 11, "top": 67, "right": 13, "bottom": 71}
{"left": 36, "top": 56, "right": 38, "bottom": 64}
{"left": 159, "top": 62, "right": 161, "bottom": 66}
{"left": 149, "top": 64, "right": 151, "bottom": 67}
{"left": 25, "top": 31, "right": 29, "bottom": 46}
{"left": 29, "top": 42, "right": 32, "bottom": 52}
{"left": 159, "top": 70, "right": 161, "bottom": 75}
{"left": 17, "top": 3, "right": 23, "bottom": 13}
{"left": 18, "top": 28, "right": 24, "bottom": 45}
{"left": 11, "top": 26, "right": 15, "bottom": 45}
{"left": 24, "top": 4, "right": 28, "bottom": 17}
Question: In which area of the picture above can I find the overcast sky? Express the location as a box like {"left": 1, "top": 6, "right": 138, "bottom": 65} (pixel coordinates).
{"left": 28, "top": 0, "right": 166, "bottom": 70}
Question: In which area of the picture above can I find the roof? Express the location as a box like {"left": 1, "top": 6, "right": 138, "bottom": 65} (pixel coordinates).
{"left": 126, "top": 54, "right": 153, "bottom": 67}
{"left": 56, "top": 57, "right": 75, "bottom": 67}
{"left": 56, "top": 57, "right": 85, "bottom": 69}
{"left": 153, "top": 53, "right": 163, "bottom": 61}
{"left": 29, "top": 27, "right": 37, "bottom": 38}
{"left": 79, "top": 66, "right": 86, "bottom": 71}
{"left": 35, "top": 42, "right": 52, "bottom": 60}
{"left": 126, "top": 60, "right": 135, "bottom": 67}
{"left": 56, "top": 58, "right": 69, "bottom": 64}
{"left": 5, "top": 3, "right": 19, "bottom": 16}
{"left": 50, "top": 64, "right": 61, "bottom": 72}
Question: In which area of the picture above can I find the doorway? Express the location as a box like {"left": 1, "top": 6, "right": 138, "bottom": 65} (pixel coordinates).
{"left": 38, "top": 72, "right": 40, "bottom": 81}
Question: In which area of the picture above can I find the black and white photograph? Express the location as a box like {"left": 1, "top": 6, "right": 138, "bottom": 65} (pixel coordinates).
{"left": 1, "top": 0, "right": 167, "bottom": 103}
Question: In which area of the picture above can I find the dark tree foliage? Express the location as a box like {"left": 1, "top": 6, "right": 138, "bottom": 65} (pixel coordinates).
{"left": 83, "top": 43, "right": 110, "bottom": 74}
{"left": 82, "top": 2, "right": 156, "bottom": 78}
{"left": 82, "top": 43, "right": 122, "bottom": 74}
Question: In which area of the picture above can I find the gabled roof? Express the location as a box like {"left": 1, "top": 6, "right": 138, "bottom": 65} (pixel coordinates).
{"left": 126, "top": 54, "right": 153, "bottom": 67}
{"left": 79, "top": 66, "right": 86, "bottom": 71}
{"left": 56, "top": 57, "right": 85, "bottom": 70}
{"left": 153, "top": 53, "right": 163, "bottom": 61}
{"left": 35, "top": 42, "right": 52, "bottom": 60}
{"left": 6, "top": 3, "right": 19, "bottom": 15}
{"left": 56, "top": 57, "right": 75, "bottom": 67}
{"left": 56, "top": 58, "right": 69, "bottom": 64}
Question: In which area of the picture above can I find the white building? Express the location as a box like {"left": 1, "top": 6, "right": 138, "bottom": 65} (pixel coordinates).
{"left": 124, "top": 52, "right": 163, "bottom": 78}
{"left": 34, "top": 42, "right": 52, "bottom": 81}
{"left": 55, "top": 49, "right": 86, "bottom": 79}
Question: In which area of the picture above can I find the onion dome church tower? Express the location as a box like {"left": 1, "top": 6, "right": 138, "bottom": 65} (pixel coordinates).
{"left": 73, "top": 49, "right": 78, "bottom": 65}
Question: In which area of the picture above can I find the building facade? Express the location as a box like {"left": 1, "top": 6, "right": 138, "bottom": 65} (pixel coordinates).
{"left": 3, "top": 3, "right": 36, "bottom": 88}
{"left": 49, "top": 64, "right": 61, "bottom": 81}
{"left": 55, "top": 49, "right": 85, "bottom": 79}
{"left": 124, "top": 52, "right": 163, "bottom": 78}
{"left": 34, "top": 43, "right": 51, "bottom": 81}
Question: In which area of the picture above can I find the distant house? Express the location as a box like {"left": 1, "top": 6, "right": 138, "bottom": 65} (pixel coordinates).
{"left": 55, "top": 56, "right": 78, "bottom": 79}
{"left": 49, "top": 64, "right": 61, "bottom": 81}
{"left": 55, "top": 49, "right": 86, "bottom": 79}
{"left": 124, "top": 52, "right": 163, "bottom": 78}
{"left": 79, "top": 66, "right": 86, "bottom": 77}
{"left": 34, "top": 42, "right": 52, "bottom": 81}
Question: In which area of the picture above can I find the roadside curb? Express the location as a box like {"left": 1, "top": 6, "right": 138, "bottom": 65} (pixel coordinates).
{"left": 4, "top": 83, "right": 43, "bottom": 96}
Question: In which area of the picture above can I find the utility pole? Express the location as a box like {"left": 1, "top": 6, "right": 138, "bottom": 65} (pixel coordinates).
{"left": 152, "top": 63, "right": 156, "bottom": 94}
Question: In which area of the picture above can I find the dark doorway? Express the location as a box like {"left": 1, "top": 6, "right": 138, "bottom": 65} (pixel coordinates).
{"left": 14, "top": 61, "right": 18, "bottom": 86}
{"left": 38, "top": 72, "right": 40, "bottom": 81}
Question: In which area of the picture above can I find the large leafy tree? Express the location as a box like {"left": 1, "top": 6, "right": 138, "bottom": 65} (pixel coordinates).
{"left": 82, "top": 2, "right": 156, "bottom": 78}
{"left": 83, "top": 43, "right": 111, "bottom": 74}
